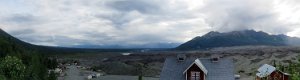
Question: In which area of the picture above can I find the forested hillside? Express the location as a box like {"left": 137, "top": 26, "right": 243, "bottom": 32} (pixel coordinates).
{"left": 0, "top": 28, "right": 145, "bottom": 80}
{"left": 0, "top": 29, "right": 57, "bottom": 80}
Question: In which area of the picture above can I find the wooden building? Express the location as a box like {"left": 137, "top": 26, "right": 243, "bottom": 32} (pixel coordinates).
{"left": 256, "top": 64, "right": 289, "bottom": 80}
{"left": 160, "top": 54, "right": 235, "bottom": 80}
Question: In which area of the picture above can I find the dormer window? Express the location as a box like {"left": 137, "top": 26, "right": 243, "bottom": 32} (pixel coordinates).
{"left": 211, "top": 54, "right": 220, "bottom": 62}
{"left": 178, "top": 57, "right": 185, "bottom": 61}
{"left": 212, "top": 57, "right": 219, "bottom": 62}
{"left": 177, "top": 54, "right": 186, "bottom": 61}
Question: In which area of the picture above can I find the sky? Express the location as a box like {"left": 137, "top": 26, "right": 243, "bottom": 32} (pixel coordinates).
{"left": 0, "top": 0, "right": 300, "bottom": 47}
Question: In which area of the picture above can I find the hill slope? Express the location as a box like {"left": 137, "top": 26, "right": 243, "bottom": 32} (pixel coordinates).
{"left": 0, "top": 29, "right": 38, "bottom": 55}
{"left": 0, "top": 29, "right": 153, "bottom": 54}
{"left": 176, "top": 30, "right": 300, "bottom": 50}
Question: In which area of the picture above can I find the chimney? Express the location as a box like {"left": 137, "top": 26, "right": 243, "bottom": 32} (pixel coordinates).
{"left": 177, "top": 53, "right": 186, "bottom": 61}
{"left": 211, "top": 54, "right": 220, "bottom": 63}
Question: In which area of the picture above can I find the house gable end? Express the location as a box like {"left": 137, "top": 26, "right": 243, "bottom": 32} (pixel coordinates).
{"left": 186, "top": 64, "right": 205, "bottom": 80}
{"left": 183, "top": 59, "right": 208, "bottom": 75}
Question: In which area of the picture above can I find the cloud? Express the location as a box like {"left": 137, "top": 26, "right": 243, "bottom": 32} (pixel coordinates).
{"left": 0, "top": 0, "right": 300, "bottom": 47}
{"left": 105, "top": 0, "right": 161, "bottom": 14}
{"left": 9, "top": 29, "right": 35, "bottom": 36}
{"left": 201, "top": 0, "right": 293, "bottom": 34}
{"left": 4, "top": 14, "right": 36, "bottom": 23}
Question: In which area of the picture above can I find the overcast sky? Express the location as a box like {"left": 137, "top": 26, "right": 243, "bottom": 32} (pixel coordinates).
{"left": 1, "top": 0, "right": 300, "bottom": 47}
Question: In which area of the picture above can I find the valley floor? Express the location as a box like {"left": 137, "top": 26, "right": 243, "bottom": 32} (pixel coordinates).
{"left": 59, "top": 65, "right": 159, "bottom": 80}
{"left": 53, "top": 46, "right": 300, "bottom": 80}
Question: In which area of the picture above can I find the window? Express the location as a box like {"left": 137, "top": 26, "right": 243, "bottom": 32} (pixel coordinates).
{"left": 212, "top": 58, "right": 219, "bottom": 62}
{"left": 178, "top": 58, "right": 184, "bottom": 61}
{"left": 191, "top": 71, "right": 200, "bottom": 80}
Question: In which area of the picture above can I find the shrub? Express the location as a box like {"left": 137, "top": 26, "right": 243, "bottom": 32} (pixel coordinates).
{"left": 0, "top": 56, "right": 26, "bottom": 80}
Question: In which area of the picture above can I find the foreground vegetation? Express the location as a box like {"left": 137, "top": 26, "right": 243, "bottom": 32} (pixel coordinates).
{"left": 276, "top": 59, "right": 300, "bottom": 80}
{"left": 256, "top": 58, "right": 300, "bottom": 80}
{"left": 0, "top": 53, "right": 59, "bottom": 80}
{"left": 0, "top": 31, "right": 57, "bottom": 80}
{"left": 287, "top": 62, "right": 300, "bottom": 80}
{"left": 0, "top": 53, "right": 57, "bottom": 80}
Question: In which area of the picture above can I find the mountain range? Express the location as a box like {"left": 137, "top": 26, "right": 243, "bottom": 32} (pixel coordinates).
{"left": 72, "top": 42, "right": 180, "bottom": 49}
{"left": 1, "top": 29, "right": 300, "bottom": 52}
{"left": 176, "top": 30, "right": 300, "bottom": 50}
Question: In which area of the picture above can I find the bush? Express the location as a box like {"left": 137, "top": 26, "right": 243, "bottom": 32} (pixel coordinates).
{"left": 0, "top": 75, "right": 7, "bottom": 80}
{"left": 0, "top": 56, "right": 26, "bottom": 80}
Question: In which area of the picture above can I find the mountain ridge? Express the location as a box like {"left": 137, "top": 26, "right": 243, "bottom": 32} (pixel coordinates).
{"left": 176, "top": 30, "right": 300, "bottom": 50}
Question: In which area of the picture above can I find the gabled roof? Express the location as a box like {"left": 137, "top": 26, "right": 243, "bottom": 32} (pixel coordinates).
{"left": 160, "top": 57, "right": 235, "bottom": 80}
{"left": 256, "top": 64, "right": 276, "bottom": 78}
{"left": 183, "top": 59, "right": 208, "bottom": 75}
{"left": 256, "top": 64, "right": 290, "bottom": 78}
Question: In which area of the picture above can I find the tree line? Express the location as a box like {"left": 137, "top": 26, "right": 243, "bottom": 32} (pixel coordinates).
{"left": 0, "top": 34, "right": 58, "bottom": 80}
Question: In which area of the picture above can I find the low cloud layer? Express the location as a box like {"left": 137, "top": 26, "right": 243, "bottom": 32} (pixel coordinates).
{"left": 0, "top": 0, "right": 300, "bottom": 47}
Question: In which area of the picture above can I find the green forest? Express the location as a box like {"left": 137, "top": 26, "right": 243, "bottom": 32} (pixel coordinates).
{"left": 0, "top": 30, "right": 57, "bottom": 80}
{"left": 277, "top": 60, "right": 300, "bottom": 80}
